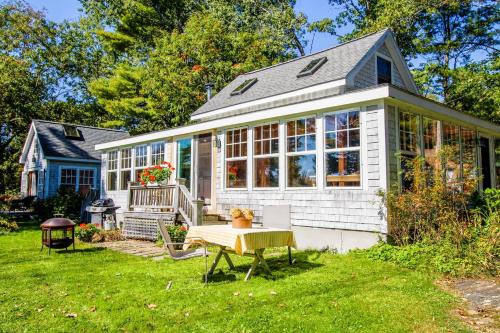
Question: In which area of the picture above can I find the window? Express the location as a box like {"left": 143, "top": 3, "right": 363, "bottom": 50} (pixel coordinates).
{"left": 399, "top": 111, "right": 419, "bottom": 189}
{"left": 443, "top": 123, "right": 460, "bottom": 184}
{"left": 135, "top": 145, "right": 148, "bottom": 168}
{"left": 377, "top": 56, "right": 392, "bottom": 84}
{"left": 230, "top": 78, "right": 257, "bottom": 96}
{"left": 79, "top": 169, "right": 95, "bottom": 195}
{"left": 62, "top": 124, "right": 81, "bottom": 139}
{"left": 324, "top": 111, "right": 361, "bottom": 187}
{"left": 60, "top": 168, "right": 77, "bottom": 191}
{"left": 107, "top": 151, "right": 118, "bottom": 191}
{"left": 254, "top": 124, "right": 279, "bottom": 187}
{"left": 177, "top": 138, "right": 192, "bottom": 189}
{"left": 422, "top": 117, "right": 439, "bottom": 172}
{"left": 151, "top": 142, "right": 165, "bottom": 166}
{"left": 286, "top": 117, "right": 316, "bottom": 187}
{"left": 461, "top": 127, "right": 477, "bottom": 182}
{"left": 120, "top": 148, "right": 131, "bottom": 190}
{"left": 226, "top": 128, "right": 247, "bottom": 188}
{"left": 297, "top": 57, "right": 327, "bottom": 78}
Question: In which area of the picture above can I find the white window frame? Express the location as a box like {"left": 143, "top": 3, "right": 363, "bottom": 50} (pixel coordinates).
{"left": 135, "top": 145, "right": 148, "bottom": 169}
{"left": 224, "top": 127, "right": 248, "bottom": 190}
{"left": 285, "top": 115, "right": 318, "bottom": 189}
{"left": 375, "top": 53, "right": 393, "bottom": 85}
{"left": 323, "top": 109, "right": 362, "bottom": 189}
{"left": 151, "top": 141, "right": 166, "bottom": 166}
{"left": 253, "top": 122, "right": 280, "bottom": 189}
{"left": 120, "top": 147, "right": 132, "bottom": 190}
{"left": 107, "top": 150, "right": 118, "bottom": 192}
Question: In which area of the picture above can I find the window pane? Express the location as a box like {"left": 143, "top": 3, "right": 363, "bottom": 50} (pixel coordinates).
{"left": 337, "top": 131, "right": 347, "bottom": 148}
{"left": 443, "top": 123, "right": 460, "bottom": 183}
{"left": 287, "top": 155, "right": 316, "bottom": 187}
{"left": 325, "top": 132, "right": 336, "bottom": 149}
{"left": 461, "top": 127, "right": 476, "bottom": 180}
{"left": 254, "top": 141, "right": 261, "bottom": 155}
{"left": 287, "top": 137, "right": 296, "bottom": 152}
{"left": 297, "top": 135, "right": 306, "bottom": 152}
{"left": 336, "top": 113, "right": 347, "bottom": 130}
{"left": 254, "top": 126, "right": 262, "bottom": 140}
{"left": 399, "top": 111, "right": 418, "bottom": 153}
{"left": 326, "top": 151, "right": 360, "bottom": 187}
{"left": 377, "top": 57, "right": 392, "bottom": 84}
{"left": 306, "top": 118, "right": 316, "bottom": 133}
{"left": 287, "top": 121, "right": 295, "bottom": 136}
{"left": 226, "top": 145, "right": 233, "bottom": 158}
{"left": 254, "top": 157, "right": 279, "bottom": 187}
{"left": 234, "top": 130, "right": 240, "bottom": 143}
{"left": 297, "top": 119, "right": 305, "bottom": 135}
{"left": 107, "top": 172, "right": 117, "bottom": 191}
{"left": 400, "top": 154, "right": 415, "bottom": 191}
{"left": 271, "top": 139, "right": 279, "bottom": 154}
{"left": 226, "top": 160, "right": 247, "bottom": 188}
{"left": 151, "top": 142, "right": 165, "bottom": 165}
{"left": 271, "top": 123, "right": 279, "bottom": 138}
{"left": 423, "top": 117, "right": 439, "bottom": 172}
{"left": 306, "top": 134, "right": 316, "bottom": 151}
{"left": 348, "top": 129, "right": 360, "bottom": 147}
{"left": 263, "top": 139, "right": 270, "bottom": 155}
{"left": 120, "top": 170, "right": 131, "bottom": 190}
{"left": 349, "top": 111, "right": 360, "bottom": 128}
{"left": 241, "top": 128, "right": 247, "bottom": 142}
{"left": 263, "top": 125, "right": 270, "bottom": 139}
{"left": 241, "top": 142, "right": 247, "bottom": 157}
{"left": 121, "top": 148, "right": 131, "bottom": 169}
{"left": 135, "top": 146, "right": 147, "bottom": 167}
{"left": 325, "top": 115, "right": 335, "bottom": 132}
{"left": 234, "top": 143, "right": 240, "bottom": 157}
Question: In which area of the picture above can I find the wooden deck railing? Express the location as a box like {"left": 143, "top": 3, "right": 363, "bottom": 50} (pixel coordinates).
{"left": 127, "top": 179, "right": 203, "bottom": 226}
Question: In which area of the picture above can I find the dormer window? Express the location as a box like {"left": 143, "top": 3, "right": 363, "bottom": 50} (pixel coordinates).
{"left": 297, "top": 57, "right": 327, "bottom": 78}
{"left": 63, "top": 124, "right": 82, "bottom": 139}
{"left": 230, "top": 78, "right": 257, "bottom": 96}
{"left": 377, "top": 56, "right": 392, "bottom": 84}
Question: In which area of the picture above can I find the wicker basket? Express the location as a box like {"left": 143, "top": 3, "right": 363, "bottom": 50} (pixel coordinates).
{"left": 232, "top": 217, "right": 252, "bottom": 229}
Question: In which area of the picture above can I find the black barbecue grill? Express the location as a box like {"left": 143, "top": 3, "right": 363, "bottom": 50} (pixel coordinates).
{"left": 85, "top": 199, "right": 120, "bottom": 229}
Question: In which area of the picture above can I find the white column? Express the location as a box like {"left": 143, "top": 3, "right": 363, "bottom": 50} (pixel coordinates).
{"left": 279, "top": 121, "right": 286, "bottom": 191}
{"left": 316, "top": 114, "right": 324, "bottom": 191}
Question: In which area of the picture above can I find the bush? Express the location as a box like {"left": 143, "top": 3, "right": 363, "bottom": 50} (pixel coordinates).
{"left": 75, "top": 223, "right": 99, "bottom": 242}
{"left": 167, "top": 224, "right": 188, "bottom": 243}
{"left": 0, "top": 216, "right": 19, "bottom": 234}
{"left": 33, "top": 187, "right": 85, "bottom": 221}
{"left": 372, "top": 149, "right": 499, "bottom": 277}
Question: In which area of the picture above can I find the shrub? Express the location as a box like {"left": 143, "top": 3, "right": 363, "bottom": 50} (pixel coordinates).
{"left": 166, "top": 224, "right": 188, "bottom": 243}
{"left": 32, "top": 187, "right": 85, "bottom": 220}
{"left": 0, "top": 216, "right": 19, "bottom": 234}
{"left": 75, "top": 223, "right": 99, "bottom": 242}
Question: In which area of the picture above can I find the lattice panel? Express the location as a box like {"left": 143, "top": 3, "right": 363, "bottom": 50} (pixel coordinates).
{"left": 122, "top": 213, "right": 176, "bottom": 240}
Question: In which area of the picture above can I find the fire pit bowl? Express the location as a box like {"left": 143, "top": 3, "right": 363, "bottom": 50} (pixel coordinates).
{"left": 40, "top": 218, "right": 75, "bottom": 254}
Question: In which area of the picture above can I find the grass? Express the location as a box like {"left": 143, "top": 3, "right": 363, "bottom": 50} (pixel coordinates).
{"left": 0, "top": 223, "right": 469, "bottom": 332}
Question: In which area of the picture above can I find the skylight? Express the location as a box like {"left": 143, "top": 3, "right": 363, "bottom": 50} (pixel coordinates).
{"left": 297, "top": 57, "right": 327, "bottom": 78}
{"left": 230, "top": 78, "right": 258, "bottom": 96}
{"left": 63, "top": 124, "right": 81, "bottom": 139}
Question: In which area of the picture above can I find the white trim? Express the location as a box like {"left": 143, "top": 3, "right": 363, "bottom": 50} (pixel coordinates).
{"left": 224, "top": 127, "right": 249, "bottom": 190}
{"left": 252, "top": 122, "right": 280, "bottom": 189}
{"left": 191, "top": 79, "right": 346, "bottom": 121}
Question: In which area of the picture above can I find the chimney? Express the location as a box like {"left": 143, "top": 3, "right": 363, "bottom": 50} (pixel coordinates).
{"left": 205, "top": 82, "right": 214, "bottom": 101}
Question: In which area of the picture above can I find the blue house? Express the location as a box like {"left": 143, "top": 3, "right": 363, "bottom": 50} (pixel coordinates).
{"left": 19, "top": 120, "right": 129, "bottom": 199}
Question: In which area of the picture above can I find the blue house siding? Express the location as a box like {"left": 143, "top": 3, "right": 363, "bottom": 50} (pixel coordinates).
{"left": 46, "top": 160, "right": 101, "bottom": 197}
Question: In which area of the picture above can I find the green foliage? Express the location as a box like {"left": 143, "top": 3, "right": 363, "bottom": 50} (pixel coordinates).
{"left": 166, "top": 224, "right": 188, "bottom": 243}
{"left": 0, "top": 216, "right": 19, "bottom": 234}
{"left": 33, "top": 187, "right": 85, "bottom": 221}
{"left": 75, "top": 223, "right": 99, "bottom": 242}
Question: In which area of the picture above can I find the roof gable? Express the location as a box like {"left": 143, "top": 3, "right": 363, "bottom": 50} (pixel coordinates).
{"left": 192, "top": 29, "right": 390, "bottom": 117}
{"left": 29, "top": 120, "right": 129, "bottom": 161}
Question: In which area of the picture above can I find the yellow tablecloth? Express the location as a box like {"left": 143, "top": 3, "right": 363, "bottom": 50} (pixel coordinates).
{"left": 184, "top": 225, "right": 295, "bottom": 256}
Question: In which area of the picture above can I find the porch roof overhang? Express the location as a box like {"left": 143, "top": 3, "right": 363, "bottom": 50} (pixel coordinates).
{"left": 95, "top": 84, "right": 500, "bottom": 151}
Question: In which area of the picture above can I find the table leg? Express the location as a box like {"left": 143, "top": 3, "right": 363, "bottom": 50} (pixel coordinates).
{"left": 208, "top": 248, "right": 223, "bottom": 275}
{"left": 222, "top": 251, "right": 235, "bottom": 270}
{"left": 255, "top": 249, "right": 272, "bottom": 275}
{"left": 245, "top": 255, "right": 260, "bottom": 281}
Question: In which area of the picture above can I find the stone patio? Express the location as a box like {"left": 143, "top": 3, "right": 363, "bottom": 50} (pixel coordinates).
{"left": 94, "top": 240, "right": 166, "bottom": 258}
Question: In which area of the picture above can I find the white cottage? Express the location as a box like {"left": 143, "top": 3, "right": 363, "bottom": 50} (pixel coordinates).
{"left": 95, "top": 29, "right": 500, "bottom": 252}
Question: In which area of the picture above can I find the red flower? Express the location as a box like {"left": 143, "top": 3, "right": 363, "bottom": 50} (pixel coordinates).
{"left": 79, "top": 223, "right": 86, "bottom": 228}
{"left": 140, "top": 181, "right": 146, "bottom": 186}
{"left": 180, "top": 226, "right": 188, "bottom": 231}
{"left": 149, "top": 175, "right": 156, "bottom": 181}
{"left": 171, "top": 167, "right": 175, "bottom": 171}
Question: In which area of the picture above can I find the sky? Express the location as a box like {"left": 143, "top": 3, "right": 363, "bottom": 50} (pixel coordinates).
{"left": 26, "top": 0, "right": 346, "bottom": 54}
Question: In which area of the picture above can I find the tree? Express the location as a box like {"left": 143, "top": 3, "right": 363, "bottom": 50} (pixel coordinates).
{"left": 328, "top": 0, "right": 499, "bottom": 122}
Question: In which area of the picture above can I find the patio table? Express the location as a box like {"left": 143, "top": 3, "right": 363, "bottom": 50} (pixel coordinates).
{"left": 184, "top": 225, "right": 295, "bottom": 280}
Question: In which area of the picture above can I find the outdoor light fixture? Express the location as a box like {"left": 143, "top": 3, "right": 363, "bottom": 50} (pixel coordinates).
{"left": 213, "top": 136, "right": 221, "bottom": 150}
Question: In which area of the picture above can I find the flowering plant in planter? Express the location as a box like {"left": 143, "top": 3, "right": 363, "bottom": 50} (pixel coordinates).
{"left": 76, "top": 223, "right": 99, "bottom": 242}
{"left": 229, "top": 208, "right": 254, "bottom": 228}
{"left": 139, "top": 162, "right": 175, "bottom": 186}
{"left": 166, "top": 224, "right": 188, "bottom": 249}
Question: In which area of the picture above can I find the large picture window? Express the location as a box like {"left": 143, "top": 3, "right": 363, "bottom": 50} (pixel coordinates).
{"left": 107, "top": 151, "right": 118, "bottom": 191}
{"left": 120, "top": 148, "right": 131, "bottom": 190}
{"left": 286, "top": 117, "right": 316, "bottom": 187}
{"left": 324, "top": 111, "right": 361, "bottom": 187}
{"left": 151, "top": 142, "right": 165, "bottom": 165}
{"left": 226, "top": 128, "right": 247, "bottom": 188}
{"left": 254, "top": 123, "right": 279, "bottom": 188}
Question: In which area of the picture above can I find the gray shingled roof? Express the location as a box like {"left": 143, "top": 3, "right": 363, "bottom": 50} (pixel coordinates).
{"left": 192, "top": 29, "right": 389, "bottom": 116}
{"left": 33, "top": 120, "right": 129, "bottom": 161}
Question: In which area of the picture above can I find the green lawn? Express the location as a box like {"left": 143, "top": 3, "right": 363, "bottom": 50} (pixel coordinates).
{"left": 0, "top": 224, "right": 468, "bottom": 332}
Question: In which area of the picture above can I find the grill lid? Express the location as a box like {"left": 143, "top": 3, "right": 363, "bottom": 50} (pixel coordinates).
{"left": 91, "top": 198, "right": 115, "bottom": 207}
{"left": 41, "top": 218, "right": 75, "bottom": 228}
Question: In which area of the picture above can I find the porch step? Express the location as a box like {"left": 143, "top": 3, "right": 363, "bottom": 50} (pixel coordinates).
{"left": 202, "top": 213, "right": 229, "bottom": 225}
